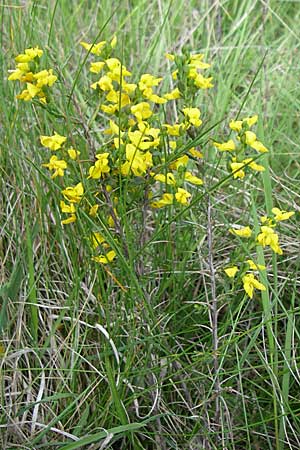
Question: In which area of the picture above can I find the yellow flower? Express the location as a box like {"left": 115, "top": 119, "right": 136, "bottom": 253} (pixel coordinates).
{"left": 230, "top": 160, "right": 245, "bottom": 179}
{"left": 260, "top": 216, "right": 277, "bottom": 229}
{"left": 27, "top": 82, "right": 42, "bottom": 97}
{"left": 16, "top": 85, "right": 40, "bottom": 101}
{"left": 169, "top": 155, "right": 189, "bottom": 170}
{"left": 60, "top": 201, "right": 76, "bottom": 214}
{"left": 17, "top": 62, "right": 30, "bottom": 72}
{"left": 229, "top": 115, "right": 258, "bottom": 132}
{"left": 131, "top": 102, "right": 153, "bottom": 121}
{"left": 101, "top": 104, "right": 118, "bottom": 114}
{"left": 91, "top": 75, "right": 113, "bottom": 91}
{"left": 172, "top": 69, "right": 178, "bottom": 80}
{"left": 128, "top": 130, "right": 152, "bottom": 150}
{"left": 242, "top": 273, "right": 266, "bottom": 299}
{"left": 110, "top": 35, "right": 117, "bottom": 48}
{"left": 89, "top": 61, "right": 105, "bottom": 73}
{"left": 224, "top": 266, "right": 238, "bottom": 278}
{"left": 260, "top": 215, "right": 271, "bottom": 225}
{"left": 33, "top": 69, "right": 57, "bottom": 87}
{"left": 144, "top": 90, "right": 167, "bottom": 104}
{"left": 88, "top": 153, "right": 110, "bottom": 179}
{"left": 16, "top": 82, "right": 44, "bottom": 101}
{"left": 138, "top": 74, "right": 163, "bottom": 91}
{"left": 257, "top": 226, "right": 283, "bottom": 255}
{"left": 62, "top": 182, "right": 84, "bottom": 203}
{"left": 165, "top": 53, "right": 175, "bottom": 61}
{"left": 42, "top": 155, "right": 67, "bottom": 178}
{"left": 61, "top": 215, "right": 76, "bottom": 225}
{"left": 15, "top": 46, "right": 43, "bottom": 62}
{"left": 89, "top": 205, "right": 99, "bottom": 217}
{"left": 39, "top": 95, "right": 47, "bottom": 105}
{"left": 68, "top": 147, "right": 81, "bottom": 160}
{"left": 175, "top": 188, "right": 191, "bottom": 205}
{"left": 151, "top": 193, "right": 174, "bottom": 208}
{"left": 242, "top": 158, "right": 265, "bottom": 172}
{"left": 105, "top": 55, "right": 119, "bottom": 69}
{"left": 137, "top": 122, "right": 160, "bottom": 142}
{"left": 246, "top": 260, "right": 266, "bottom": 271}
{"left": 244, "top": 131, "right": 268, "bottom": 153}
{"left": 108, "top": 215, "right": 115, "bottom": 227}
{"left": 229, "top": 226, "right": 252, "bottom": 238}
{"left": 189, "top": 148, "right": 203, "bottom": 158}
{"left": 169, "top": 141, "right": 177, "bottom": 151}
{"left": 113, "top": 137, "right": 124, "bottom": 149}
{"left": 106, "top": 56, "right": 130, "bottom": 71}
{"left": 8, "top": 68, "right": 26, "bottom": 81}
{"left": 244, "top": 115, "right": 258, "bottom": 127}
{"left": 104, "top": 120, "right": 123, "bottom": 136}
{"left": 122, "top": 82, "right": 137, "bottom": 94}
{"left": 60, "top": 201, "right": 76, "bottom": 225}
{"left": 272, "top": 207, "right": 295, "bottom": 222}
{"left": 243, "top": 131, "right": 256, "bottom": 144}
{"left": 106, "top": 90, "right": 130, "bottom": 108}
{"left": 184, "top": 172, "right": 203, "bottom": 185}
{"left": 182, "top": 107, "right": 202, "bottom": 127}
{"left": 213, "top": 139, "right": 236, "bottom": 152}
{"left": 104, "top": 58, "right": 131, "bottom": 81}
{"left": 93, "top": 250, "right": 116, "bottom": 264}
{"left": 40, "top": 132, "right": 67, "bottom": 151}
{"left": 164, "top": 88, "right": 181, "bottom": 100}
{"left": 189, "top": 53, "right": 211, "bottom": 70}
{"left": 91, "top": 232, "right": 106, "bottom": 249}
{"left": 80, "top": 40, "right": 106, "bottom": 55}
{"left": 121, "top": 145, "right": 152, "bottom": 177}
{"left": 8, "top": 63, "right": 32, "bottom": 82}
{"left": 192, "top": 72, "right": 213, "bottom": 89}
{"left": 164, "top": 123, "right": 182, "bottom": 136}
{"left": 154, "top": 172, "right": 176, "bottom": 185}
{"left": 229, "top": 120, "right": 242, "bottom": 132}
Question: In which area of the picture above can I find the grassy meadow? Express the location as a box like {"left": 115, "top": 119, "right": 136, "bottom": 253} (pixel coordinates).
{"left": 1, "top": 1, "right": 300, "bottom": 449}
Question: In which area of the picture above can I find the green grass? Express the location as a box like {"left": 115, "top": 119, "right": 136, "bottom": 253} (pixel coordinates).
{"left": 1, "top": 1, "right": 300, "bottom": 449}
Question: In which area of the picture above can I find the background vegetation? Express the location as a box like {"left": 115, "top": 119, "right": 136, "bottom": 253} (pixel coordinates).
{"left": 1, "top": 0, "right": 300, "bottom": 449}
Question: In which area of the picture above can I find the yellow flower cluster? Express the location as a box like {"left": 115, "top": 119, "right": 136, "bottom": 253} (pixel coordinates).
{"left": 8, "top": 46, "right": 57, "bottom": 103}
{"left": 224, "top": 260, "right": 266, "bottom": 299}
{"left": 60, "top": 182, "right": 84, "bottom": 224}
{"left": 39, "top": 132, "right": 81, "bottom": 223}
{"left": 188, "top": 53, "right": 214, "bottom": 89}
{"left": 213, "top": 115, "right": 268, "bottom": 179}
{"left": 14, "top": 40, "right": 291, "bottom": 283}
{"left": 166, "top": 52, "right": 213, "bottom": 89}
{"left": 225, "top": 207, "right": 294, "bottom": 297}
{"left": 34, "top": 41, "right": 213, "bottom": 264}
{"left": 78, "top": 40, "right": 209, "bottom": 212}
{"left": 32, "top": 40, "right": 211, "bottom": 265}
{"left": 256, "top": 208, "right": 294, "bottom": 254}
{"left": 230, "top": 207, "right": 294, "bottom": 255}
{"left": 90, "top": 232, "right": 116, "bottom": 264}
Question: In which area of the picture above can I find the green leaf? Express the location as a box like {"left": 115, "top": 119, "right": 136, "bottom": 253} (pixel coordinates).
{"left": 61, "top": 416, "right": 163, "bottom": 450}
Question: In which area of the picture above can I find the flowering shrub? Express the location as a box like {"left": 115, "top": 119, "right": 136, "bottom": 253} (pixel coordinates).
{"left": 8, "top": 38, "right": 294, "bottom": 299}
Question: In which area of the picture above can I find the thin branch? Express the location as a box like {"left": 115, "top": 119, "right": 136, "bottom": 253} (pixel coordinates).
{"left": 207, "top": 196, "right": 221, "bottom": 430}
